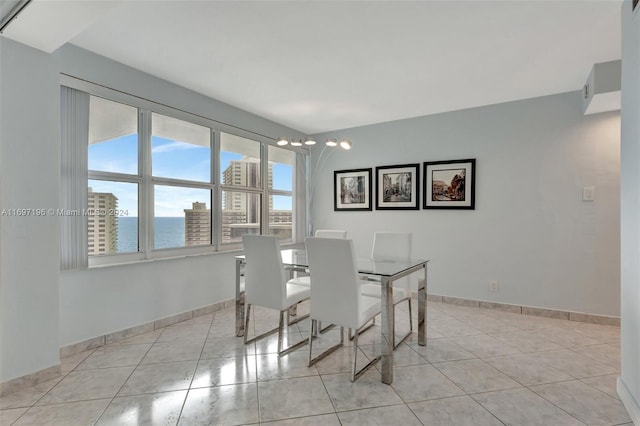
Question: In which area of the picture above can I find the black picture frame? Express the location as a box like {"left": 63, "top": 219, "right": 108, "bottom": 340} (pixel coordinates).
{"left": 334, "top": 168, "right": 373, "bottom": 211}
{"left": 423, "top": 159, "right": 476, "bottom": 210}
{"left": 375, "top": 164, "right": 420, "bottom": 210}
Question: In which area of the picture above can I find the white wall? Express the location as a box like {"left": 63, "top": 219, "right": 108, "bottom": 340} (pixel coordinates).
{"left": 619, "top": 0, "right": 640, "bottom": 420}
{"left": 312, "top": 91, "right": 621, "bottom": 317}
{"left": 0, "top": 39, "right": 61, "bottom": 382}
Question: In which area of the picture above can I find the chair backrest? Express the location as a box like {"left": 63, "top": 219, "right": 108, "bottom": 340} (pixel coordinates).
{"left": 305, "top": 237, "right": 361, "bottom": 329}
{"left": 314, "top": 229, "right": 347, "bottom": 239}
{"left": 371, "top": 232, "right": 412, "bottom": 289}
{"left": 242, "top": 234, "right": 286, "bottom": 310}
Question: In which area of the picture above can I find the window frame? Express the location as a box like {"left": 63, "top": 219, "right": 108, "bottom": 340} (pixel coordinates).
{"left": 62, "top": 76, "right": 304, "bottom": 267}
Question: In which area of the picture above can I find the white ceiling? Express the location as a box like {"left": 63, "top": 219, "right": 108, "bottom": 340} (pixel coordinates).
{"left": 2, "top": 0, "right": 622, "bottom": 134}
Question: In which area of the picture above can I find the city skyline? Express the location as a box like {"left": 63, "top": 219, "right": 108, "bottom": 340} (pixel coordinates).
{"left": 88, "top": 134, "right": 294, "bottom": 216}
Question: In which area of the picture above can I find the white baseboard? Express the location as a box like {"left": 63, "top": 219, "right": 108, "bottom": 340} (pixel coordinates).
{"left": 618, "top": 376, "right": 640, "bottom": 425}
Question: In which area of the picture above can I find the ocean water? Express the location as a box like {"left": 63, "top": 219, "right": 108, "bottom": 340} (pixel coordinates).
{"left": 117, "top": 217, "right": 186, "bottom": 252}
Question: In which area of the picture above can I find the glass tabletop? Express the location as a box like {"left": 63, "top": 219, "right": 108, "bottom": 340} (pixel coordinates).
{"left": 237, "top": 249, "right": 427, "bottom": 277}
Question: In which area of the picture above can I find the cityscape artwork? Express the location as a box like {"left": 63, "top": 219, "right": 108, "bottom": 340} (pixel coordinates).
{"left": 423, "top": 159, "right": 476, "bottom": 210}
{"left": 375, "top": 164, "right": 420, "bottom": 210}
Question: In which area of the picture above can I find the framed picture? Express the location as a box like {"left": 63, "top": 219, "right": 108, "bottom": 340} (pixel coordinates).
{"left": 334, "top": 168, "right": 372, "bottom": 211}
{"left": 375, "top": 164, "right": 420, "bottom": 210}
{"left": 423, "top": 159, "right": 476, "bottom": 209}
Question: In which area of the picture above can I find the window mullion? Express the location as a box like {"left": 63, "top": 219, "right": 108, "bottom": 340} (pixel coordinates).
{"left": 212, "top": 130, "right": 221, "bottom": 250}
{"left": 261, "top": 142, "right": 269, "bottom": 235}
{"left": 140, "top": 108, "right": 153, "bottom": 259}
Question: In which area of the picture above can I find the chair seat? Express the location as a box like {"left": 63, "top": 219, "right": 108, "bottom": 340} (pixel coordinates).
{"left": 358, "top": 295, "right": 381, "bottom": 328}
{"left": 360, "top": 283, "right": 410, "bottom": 304}
{"left": 289, "top": 276, "right": 310, "bottom": 287}
{"left": 286, "top": 282, "right": 311, "bottom": 306}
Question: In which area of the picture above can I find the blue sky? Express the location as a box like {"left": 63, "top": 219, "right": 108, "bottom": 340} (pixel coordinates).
{"left": 88, "top": 134, "right": 293, "bottom": 216}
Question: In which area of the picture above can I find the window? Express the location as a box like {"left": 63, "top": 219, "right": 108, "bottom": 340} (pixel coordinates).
{"left": 220, "top": 132, "right": 262, "bottom": 244}
{"left": 151, "top": 113, "right": 213, "bottom": 250}
{"left": 74, "top": 83, "right": 301, "bottom": 265}
{"left": 268, "top": 145, "right": 294, "bottom": 240}
{"left": 88, "top": 96, "right": 139, "bottom": 256}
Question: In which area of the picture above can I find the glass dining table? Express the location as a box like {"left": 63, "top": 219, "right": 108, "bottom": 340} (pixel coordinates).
{"left": 234, "top": 249, "right": 429, "bottom": 385}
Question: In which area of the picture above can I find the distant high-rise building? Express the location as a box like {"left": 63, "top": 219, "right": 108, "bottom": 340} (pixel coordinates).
{"left": 221, "top": 157, "right": 291, "bottom": 241}
{"left": 184, "top": 201, "right": 211, "bottom": 246}
{"left": 88, "top": 189, "right": 118, "bottom": 255}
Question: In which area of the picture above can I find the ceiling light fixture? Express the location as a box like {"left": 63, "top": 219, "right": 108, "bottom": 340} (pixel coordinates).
{"left": 339, "top": 139, "right": 352, "bottom": 150}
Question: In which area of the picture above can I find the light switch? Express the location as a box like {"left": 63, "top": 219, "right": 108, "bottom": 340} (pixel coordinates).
{"left": 583, "top": 186, "right": 595, "bottom": 201}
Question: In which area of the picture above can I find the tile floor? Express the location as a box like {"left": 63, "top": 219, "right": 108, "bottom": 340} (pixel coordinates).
{"left": 0, "top": 300, "right": 632, "bottom": 425}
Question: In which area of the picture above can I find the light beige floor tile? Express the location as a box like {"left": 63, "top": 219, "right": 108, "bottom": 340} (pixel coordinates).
{"left": 200, "top": 336, "right": 255, "bottom": 359}
{"left": 539, "top": 327, "right": 603, "bottom": 347}
{"left": 579, "top": 374, "right": 621, "bottom": 400}
{"left": 192, "top": 355, "right": 257, "bottom": 387}
{"left": 176, "top": 313, "right": 214, "bottom": 326}
{"left": 567, "top": 322, "right": 621, "bottom": 343}
{"left": 452, "top": 334, "right": 521, "bottom": 358}
{"left": 490, "top": 329, "right": 563, "bottom": 353}
{"left": 363, "top": 343, "right": 428, "bottom": 368}
{"left": 320, "top": 370, "right": 403, "bottom": 412}
{"left": 311, "top": 346, "right": 372, "bottom": 375}
{"left": 60, "top": 350, "right": 96, "bottom": 373}
{"left": 156, "top": 324, "right": 210, "bottom": 343}
{"left": 407, "top": 338, "right": 476, "bottom": 363}
{"left": 472, "top": 387, "right": 584, "bottom": 426}
{"left": 429, "top": 319, "right": 484, "bottom": 337}
{"left": 0, "top": 407, "right": 28, "bottom": 424}
{"left": 254, "top": 330, "right": 307, "bottom": 355}
{"left": 118, "top": 361, "right": 197, "bottom": 396}
{"left": 14, "top": 399, "right": 110, "bottom": 426}
{"left": 570, "top": 343, "right": 621, "bottom": 369}
{"left": 256, "top": 351, "right": 318, "bottom": 381}
{"left": 258, "top": 376, "right": 334, "bottom": 422}
{"left": 533, "top": 349, "right": 619, "bottom": 378}
{"left": 110, "top": 329, "right": 163, "bottom": 346}
{"left": 485, "top": 353, "right": 573, "bottom": 386}
{"left": 37, "top": 367, "right": 134, "bottom": 405}
{"left": 141, "top": 340, "right": 205, "bottom": 364}
{"left": 338, "top": 404, "right": 423, "bottom": 425}
{"left": 390, "top": 364, "right": 465, "bottom": 402}
{"left": 261, "top": 413, "right": 341, "bottom": 425}
{"left": 179, "top": 384, "right": 259, "bottom": 425}
{"left": 408, "top": 395, "right": 503, "bottom": 426}
{"left": 530, "top": 380, "right": 631, "bottom": 425}
{"left": 76, "top": 344, "right": 151, "bottom": 370}
{"left": 0, "top": 377, "right": 63, "bottom": 409}
{"left": 96, "top": 390, "right": 187, "bottom": 426}
{"left": 433, "top": 359, "right": 521, "bottom": 393}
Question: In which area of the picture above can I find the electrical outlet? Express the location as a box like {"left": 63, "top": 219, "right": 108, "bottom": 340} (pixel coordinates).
{"left": 489, "top": 280, "right": 499, "bottom": 292}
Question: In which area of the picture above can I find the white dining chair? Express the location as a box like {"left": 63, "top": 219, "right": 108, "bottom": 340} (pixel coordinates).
{"left": 289, "top": 229, "right": 348, "bottom": 289}
{"left": 305, "top": 237, "right": 381, "bottom": 382}
{"left": 360, "top": 232, "right": 413, "bottom": 348}
{"left": 242, "top": 234, "right": 310, "bottom": 356}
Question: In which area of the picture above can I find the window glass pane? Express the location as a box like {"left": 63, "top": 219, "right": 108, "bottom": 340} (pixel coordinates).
{"left": 152, "top": 113, "right": 211, "bottom": 182}
{"left": 269, "top": 195, "right": 292, "bottom": 240}
{"left": 221, "top": 191, "right": 261, "bottom": 244}
{"left": 154, "top": 185, "right": 211, "bottom": 249}
{"left": 88, "top": 96, "right": 138, "bottom": 174}
{"left": 268, "top": 145, "right": 294, "bottom": 191}
{"left": 220, "top": 133, "right": 261, "bottom": 188}
{"left": 88, "top": 180, "right": 138, "bottom": 255}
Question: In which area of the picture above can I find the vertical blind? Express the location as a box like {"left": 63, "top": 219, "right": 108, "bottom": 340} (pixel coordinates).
{"left": 60, "top": 86, "right": 89, "bottom": 270}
